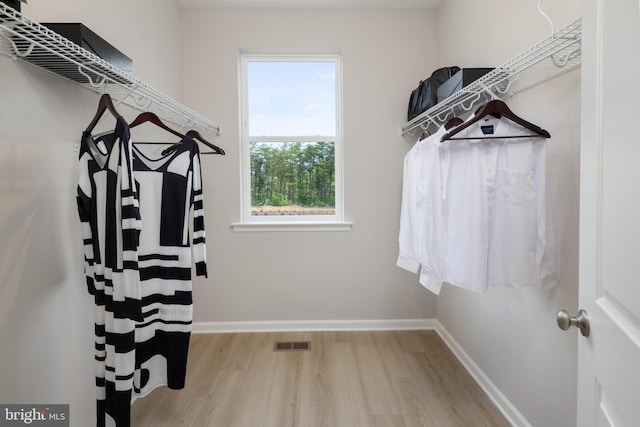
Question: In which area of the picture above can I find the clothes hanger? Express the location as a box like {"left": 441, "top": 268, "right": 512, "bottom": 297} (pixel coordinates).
{"left": 186, "top": 130, "right": 225, "bottom": 155}
{"left": 440, "top": 99, "right": 551, "bottom": 142}
{"left": 418, "top": 117, "right": 462, "bottom": 141}
{"left": 128, "top": 111, "right": 186, "bottom": 141}
{"left": 444, "top": 117, "right": 464, "bottom": 130}
{"left": 129, "top": 112, "right": 225, "bottom": 156}
{"left": 161, "top": 129, "right": 225, "bottom": 156}
{"left": 418, "top": 123, "right": 430, "bottom": 141}
{"left": 85, "top": 93, "right": 120, "bottom": 133}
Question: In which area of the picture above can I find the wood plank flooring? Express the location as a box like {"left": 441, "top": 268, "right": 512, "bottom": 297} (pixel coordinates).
{"left": 131, "top": 330, "right": 510, "bottom": 427}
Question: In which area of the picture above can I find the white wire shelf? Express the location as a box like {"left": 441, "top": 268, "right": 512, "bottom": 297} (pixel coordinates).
{"left": 0, "top": 3, "right": 221, "bottom": 135}
{"left": 401, "top": 18, "right": 581, "bottom": 137}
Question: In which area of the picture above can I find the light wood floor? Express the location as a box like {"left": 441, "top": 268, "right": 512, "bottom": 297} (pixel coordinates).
{"left": 131, "top": 330, "right": 510, "bottom": 427}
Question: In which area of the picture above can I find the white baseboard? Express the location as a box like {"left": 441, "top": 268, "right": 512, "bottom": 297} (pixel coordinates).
{"left": 192, "top": 318, "right": 436, "bottom": 334}
{"left": 435, "top": 321, "right": 531, "bottom": 427}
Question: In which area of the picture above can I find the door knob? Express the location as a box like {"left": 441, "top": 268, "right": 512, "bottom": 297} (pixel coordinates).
{"left": 557, "top": 309, "right": 590, "bottom": 337}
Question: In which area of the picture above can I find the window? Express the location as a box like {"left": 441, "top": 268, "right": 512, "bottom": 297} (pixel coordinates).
{"left": 236, "top": 52, "right": 348, "bottom": 231}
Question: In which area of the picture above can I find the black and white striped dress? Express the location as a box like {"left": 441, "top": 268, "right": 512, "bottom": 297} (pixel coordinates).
{"left": 77, "top": 116, "right": 142, "bottom": 427}
{"left": 131, "top": 136, "right": 207, "bottom": 398}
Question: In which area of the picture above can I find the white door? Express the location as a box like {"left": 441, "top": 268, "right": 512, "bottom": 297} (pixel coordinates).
{"left": 576, "top": 0, "right": 640, "bottom": 425}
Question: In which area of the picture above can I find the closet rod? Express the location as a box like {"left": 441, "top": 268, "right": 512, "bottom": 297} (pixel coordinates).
{"left": 0, "top": 3, "right": 221, "bottom": 136}
{"left": 401, "top": 18, "right": 581, "bottom": 137}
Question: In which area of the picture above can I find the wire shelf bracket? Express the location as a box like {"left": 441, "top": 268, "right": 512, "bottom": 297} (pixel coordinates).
{"left": 401, "top": 18, "right": 581, "bottom": 137}
{"left": 0, "top": 3, "right": 221, "bottom": 135}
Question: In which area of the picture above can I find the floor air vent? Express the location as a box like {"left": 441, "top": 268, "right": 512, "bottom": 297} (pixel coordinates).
{"left": 273, "top": 341, "right": 311, "bottom": 351}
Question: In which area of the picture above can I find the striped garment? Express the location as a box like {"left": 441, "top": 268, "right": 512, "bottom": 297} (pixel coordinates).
{"left": 131, "top": 136, "right": 207, "bottom": 399}
{"left": 77, "top": 116, "right": 142, "bottom": 427}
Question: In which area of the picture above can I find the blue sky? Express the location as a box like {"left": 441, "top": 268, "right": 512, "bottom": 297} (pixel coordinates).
{"left": 248, "top": 61, "right": 336, "bottom": 137}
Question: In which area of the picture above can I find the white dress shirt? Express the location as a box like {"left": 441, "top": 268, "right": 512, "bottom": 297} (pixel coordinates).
{"left": 397, "top": 127, "right": 448, "bottom": 295}
{"left": 440, "top": 115, "right": 558, "bottom": 292}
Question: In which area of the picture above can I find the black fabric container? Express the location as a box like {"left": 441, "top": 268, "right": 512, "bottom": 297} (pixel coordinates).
{"left": 41, "top": 22, "right": 133, "bottom": 74}
{"left": 1, "top": 0, "right": 23, "bottom": 12}
{"left": 436, "top": 68, "right": 494, "bottom": 103}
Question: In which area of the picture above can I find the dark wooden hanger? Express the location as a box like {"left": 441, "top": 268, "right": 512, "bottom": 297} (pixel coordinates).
{"left": 128, "top": 111, "right": 186, "bottom": 140}
{"left": 129, "top": 112, "right": 225, "bottom": 156}
{"left": 186, "top": 130, "right": 225, "bottom": 155}
{"left": 440, "top": 100, "right": 550, "bottom": 142}
{"left": 160, "top": 129, "right": 225, "bottom": 156}
{"left": 418, "top": 117, "right": 463, "bottom": 141}
{"left": 444, "top": 117, "right": 464, "bottom": 130}
{"left": 418, "top": 129, "right": 430, "bottom": 141}
{"left": 85, "top": 93, "right": 120, "bottom": 133}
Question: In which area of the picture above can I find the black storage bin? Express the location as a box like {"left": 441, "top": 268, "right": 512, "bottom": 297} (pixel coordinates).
{"left": 1, "top": 0, "right": 23, "bottom": 12}
{"left": 436, "top": 68, "right": 493, "bottom": 103}
{"left": 41, "top": 23, "right": 133, "bottom": 74}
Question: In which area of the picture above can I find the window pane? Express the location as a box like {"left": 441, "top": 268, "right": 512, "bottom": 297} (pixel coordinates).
{"left": 250, "top": 141, "right": 335, "bottom": 216}
{"left": 248, "top": 61, "right": 336, "bottom": 137}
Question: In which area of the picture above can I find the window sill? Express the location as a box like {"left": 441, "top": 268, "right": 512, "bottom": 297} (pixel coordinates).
{"left": 230, "top": 221, "right": 353, "bottom": 232}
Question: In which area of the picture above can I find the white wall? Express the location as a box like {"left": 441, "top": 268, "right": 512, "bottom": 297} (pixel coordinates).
{"left": 179, "top": 7, "right": 440, "bottom": 325}
{"left": 0, "top": 1, "right": 181, "bottom": 425}
{"left": 434, "top": 1, "right": 581, "bottom": 426}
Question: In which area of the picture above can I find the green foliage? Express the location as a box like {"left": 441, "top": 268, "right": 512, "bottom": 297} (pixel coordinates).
{"left": 250, "top": 141, "right": 335, "bottom": 209}
{"left": 267, "top": 193, "right": 290, "bottom": 206}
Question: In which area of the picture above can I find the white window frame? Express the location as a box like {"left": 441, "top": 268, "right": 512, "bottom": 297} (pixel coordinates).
{"left": 233, "top": 51, "right": 351, "bottom": 232}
